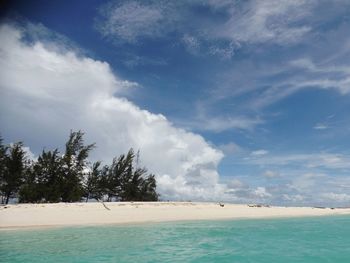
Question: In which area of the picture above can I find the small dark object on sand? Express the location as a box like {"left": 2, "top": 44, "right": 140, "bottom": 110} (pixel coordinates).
{"left": 219, "top": 203, "right": 225, "bottom": 207}
{"left": 248, "top": 204, "right": 270, "bottom": 208}
{"left": 248, "top": 204, "right": 262, "bottom": 207}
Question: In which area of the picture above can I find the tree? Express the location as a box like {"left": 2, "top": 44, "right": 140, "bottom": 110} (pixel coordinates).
{"left": 1, "top": 142, "right": 27, "bottom": 204}
{"left": 19, "top": 149, "right": 62, "bottom": 203}
{"left": 110, "top": 149, "right": 159, "bottom": 201}
{"left": 102, "top": 150, "right": 134, "bottom": 201}
{"left": 140, "top": 174, "right": 158, "bottom": 201}
{"left": 39, "top": 149, "right": 63, "bottom": 202}
{"left": 84, "top": 161, "right": 104, "bottom": 202}
{"left": 61, "top": 130, "right": 95, "bottom": 202}
{"left": 118, "top": 149, "right": 136, "bottom": 201}
{"left": 0, "top": 131, "right": 159, "bottom": 204}
{"left": 18, "top": 161, "right": 38, "bottom": 203}
{"left": 0, "top": 137, "right": 8, "bottom": 203}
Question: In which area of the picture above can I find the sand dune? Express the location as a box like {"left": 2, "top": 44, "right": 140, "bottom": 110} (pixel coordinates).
{"left": 1, "top": 202, "right": 350, "bottom": 230}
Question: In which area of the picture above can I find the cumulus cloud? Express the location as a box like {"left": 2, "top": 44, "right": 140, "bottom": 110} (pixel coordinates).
{"left": 321, "top": 192, "right": 350, "bottom": 203}
{"left": 282, "top": 194, "right": 304, "bottom": 203}
{"left": 225, "top": 183, "right": 272, "bottom": 203}
{"left": 0, "top": 22, "right": 226, "bottom": 201}
{"left": 226, "top": 179, "right": 245, "bottom": 189}
{"left": 289, "top": 173, "right": 326, "bottom": 192}
{"left": 224, "top": 148, "right": 350, "bottom": 206}
{"left": 280, "top": 173, "right": 350, "bottom": 207}
{"left": 253, "top": 187, "right": 272, "bottom": 199}
{"left": 22, "top": 146, "right": 36, "bottom": 161}
{"left": 1, "top": 20, "right": 349, "bottom": 207}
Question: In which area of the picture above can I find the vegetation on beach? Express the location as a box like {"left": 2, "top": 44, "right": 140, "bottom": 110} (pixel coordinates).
{"left": 0, "top": 131, "right": 158, "bottom": 204}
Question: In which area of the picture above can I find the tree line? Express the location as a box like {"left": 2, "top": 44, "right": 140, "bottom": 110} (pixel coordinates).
{"left": 0, "top": 131, "right": 158, "bottom": 204}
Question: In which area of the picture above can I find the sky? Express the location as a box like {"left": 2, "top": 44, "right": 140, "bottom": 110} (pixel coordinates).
{"left": 1, "top": 0, "right": 350, "bottom": 206}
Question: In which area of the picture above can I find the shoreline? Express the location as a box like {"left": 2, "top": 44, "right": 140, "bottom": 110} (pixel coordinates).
{"left": 1, "top": 202, "right": 350, "bottom": 230}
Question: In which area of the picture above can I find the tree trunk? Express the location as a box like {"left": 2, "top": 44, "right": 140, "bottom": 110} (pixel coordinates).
{"left": 5, "top": 192, "right": 10, "bottom": 204}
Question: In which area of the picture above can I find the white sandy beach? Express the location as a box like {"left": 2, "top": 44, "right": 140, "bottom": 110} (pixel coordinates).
{"left": 1, "top": 202, "right": 350, "bottom": 230}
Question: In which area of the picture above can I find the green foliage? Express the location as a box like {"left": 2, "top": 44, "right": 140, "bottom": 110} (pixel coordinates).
{"left": 140, "top": 174, "right": 158, "bottom": 201}
{"left": 105, "top": 149, "right": 158, "bottom": 202}
{"left": 84, "top": 161, "right": 104, "bottom": 202}
{"left": 0, "top": 137, "right": 8, "bottom": 202}
{"left": 20, "top": 149, "right": 62, "bottom": 203}
{"left": 1, "top": 131, "right": 159, "bottom": 204}
{"left": 1, "top": 142, "right": 27, "bottom": 204}
{"left": 61, "top": 130, "right": 95, "bottom": 202}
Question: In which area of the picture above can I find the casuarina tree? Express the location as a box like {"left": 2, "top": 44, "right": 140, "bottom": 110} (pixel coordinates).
{"left": 60, "top": 130, "right": 95, "bottom": 202}
{"left": 1, "top": 142, "right": 27, "bottom": 204}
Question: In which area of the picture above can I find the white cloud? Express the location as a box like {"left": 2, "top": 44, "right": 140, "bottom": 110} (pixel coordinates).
{"left": 182, "top": 34, "right": 200, "bottom": 54}
{"left": 182, "top": 115, "right": 263, "bottom": 133}
{"left": 263, "top": 170, "right": 279, "bottom": 178}
{"left": 22, "top": 146, "right": 36, "bottom": 161}
{"left": 0, "top": 23, "right": 226, "bottom": 201}
{"left": 96, "top": 1, "right": 165, "bottom": 43}
{"left": 313, "top": 123, "right": 328, "bottom": 130}
{"left": 321, "top": 192, "right": 350, "bottom": 202}
{"left": 226, "top": 179, "right": 245, "bottom": 189}
{"left": 219, "top": 142, "right": 241, "bottom": 155}
{"left": 2, "top": 20, "right": 350, "bottom": 207}
{"left": 225, "top": 149, "right": 350, "bottom": 206}
{"left": 245, "top": 152, "right": 350, "bottom": 170}
{"left": 210, "top": 0, "right": 314, "bottom": 45}
{"left": 282, "top": 194, "right": 304, "bottom": 202}
{"left": 206, "top": 23, "right": 350, "bottom": 113}
{"left": 206, "top": 116, "right": 262, "bottom": 132}
{"left": 288, "top": 58, "right": 350, "bottom": 94}
{"left": 251, "top": 149, "right": 269, "bottom": 156}
{"left": 289, "top": 173, "right": 326, "bottom": 192}
{"left": 95, "top": 0, "right": 317, "bottom": 58}
{"left": 224, "top": 178, "right": 274, "bottom": 203}
{"left": 208, "top": 42, "right": 237, "bottom": 60}
{"left": 123, "top": 54, "right": 167, "bottom": 68}
{"left": 253, "top": 186, "right": 272, "bottom": 199}
{"left": 8, "top": 143, "right": 36, "bottom": 161}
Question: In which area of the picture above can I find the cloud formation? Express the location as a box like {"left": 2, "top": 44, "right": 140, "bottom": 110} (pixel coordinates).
{"left": 0, "top": 22, "right": 225, "bottom": 201}
{"left": 96, "top": 1, "right": 165, "bottom": 43}
{"left": 208, "top": 0, "right": 314, "bottom": 45}
{"left": 95, "top": 0, "right": 323, "bottom": 57}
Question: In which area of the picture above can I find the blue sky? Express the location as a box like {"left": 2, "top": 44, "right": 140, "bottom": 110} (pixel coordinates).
{"left": 1, "top": 0, "right": 350, "bottom": 206}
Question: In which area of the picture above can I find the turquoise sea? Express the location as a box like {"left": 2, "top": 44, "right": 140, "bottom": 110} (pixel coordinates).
{"left": 1, "top": 215, "right": 350, "bottom": 263}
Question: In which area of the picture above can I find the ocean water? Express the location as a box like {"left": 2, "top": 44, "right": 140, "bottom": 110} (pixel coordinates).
{"left": 1, "top": 216, "right": 350, "bottom": 263}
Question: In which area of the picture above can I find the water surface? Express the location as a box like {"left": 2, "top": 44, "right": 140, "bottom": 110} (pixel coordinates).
{"left": 1, "top": 216, "right": 350, "bottom": 262}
